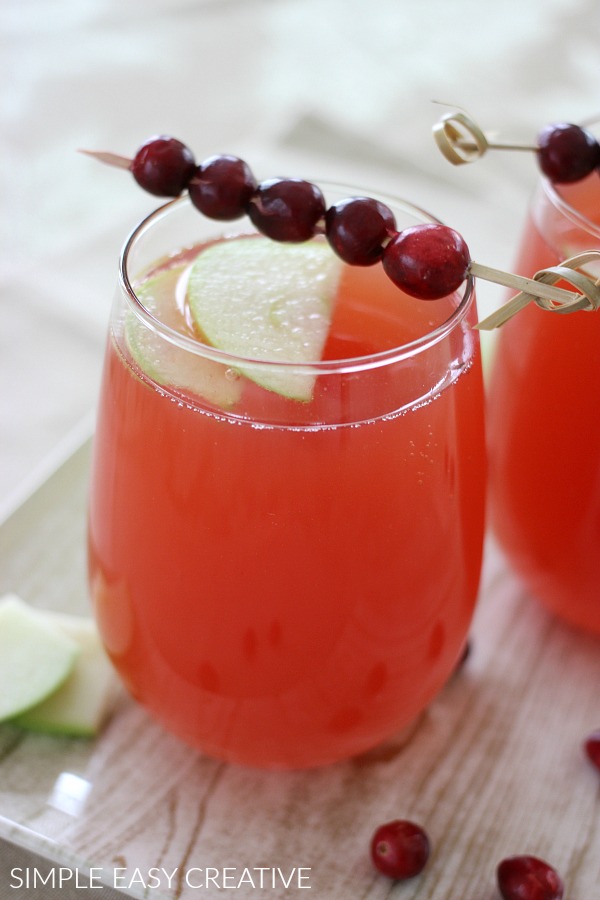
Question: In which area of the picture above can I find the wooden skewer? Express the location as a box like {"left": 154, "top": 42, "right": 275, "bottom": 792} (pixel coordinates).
{"left": 433, "top": 110, "right": 536, "bottom": 165}
{"left": 78, "top": 149, "right": 132, "bottom": 169}
{"left": 462, "top": 138, "right": 536, "bottom": 153}
{"left": 470, "top": 262, "right": 581, "bottom": 305}
{"left": 78, "top": 142, "right": 600, "bottom": 332}
{"left": 470, "top": 263, "right": 580, "bottom": 331}
{"left": 472, "top": 253, "right": 600, "bottom": 330}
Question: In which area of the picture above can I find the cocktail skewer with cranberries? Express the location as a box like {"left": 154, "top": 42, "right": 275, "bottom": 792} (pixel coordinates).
{"left": 433, "top": 106, "right": 600, "bottom": 184}
{"left": 81, "top": 136, "right": 600, "bottom": 329}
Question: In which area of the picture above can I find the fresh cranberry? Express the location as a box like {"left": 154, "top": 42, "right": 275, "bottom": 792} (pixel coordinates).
{"left": 382, "top": 223, "right": 471, "bottom": 300}
{"left": 131, "top": 136, "right": 196, "bottom": 197}
{"left": 247, "top": 177, "right": 326, "bottom": 242}
{"left": 497, "top": 855, "right": 564, "bottom": 900}
{"left": 370, "top": 819, "right": 430, "bottom": 880}
{"left": 98, "top": 136, "right": 478, "bottom": 303}
{"left": 188, "top": 154, "right": 256, "bottom": 220}
{"left": 325, "top": 197, "right": 396, "bottom": 265}
{"left": 537, "top": 123, "right": 600, "bottom": 184}
{"left": 584, "top": 728, "right": 600, "bottom": 770}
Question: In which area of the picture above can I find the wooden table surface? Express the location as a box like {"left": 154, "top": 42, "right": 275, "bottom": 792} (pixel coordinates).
{"left": 1, "top": 434, "right": 599, "bottom": 899}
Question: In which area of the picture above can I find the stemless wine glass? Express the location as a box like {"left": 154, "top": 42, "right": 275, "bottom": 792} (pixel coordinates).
{"left": 87, "top": 184, "right": 486, "bottom": 769}
{"left": 488, "top": 173, "right": 600, "bottom": 636}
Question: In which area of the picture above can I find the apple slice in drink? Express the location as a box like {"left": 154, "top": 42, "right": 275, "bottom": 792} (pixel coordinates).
{"left": 126, "top": 262, "right": 243, "bottom": 407}
{"left": 0, "top": 595, "right": 79, "bottom": 721}
{"left": 187, "top": 237, "right": 343, "bottom": 401}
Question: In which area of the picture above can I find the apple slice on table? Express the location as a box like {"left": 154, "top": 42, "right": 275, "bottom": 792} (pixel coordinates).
{"left": 187, "top": 237, "right": 343, "bottom": 401}
{"left": 0, "top": 594, "right": 79, "bottom": 722}
{"left": 13, "top": 611, "right": 120, "bottom": 737}
{"left": 126, "top": 262, "right": 243, "bottom": 407}
{"left": 0, "top": 594, "right": 119, "bottom": 737}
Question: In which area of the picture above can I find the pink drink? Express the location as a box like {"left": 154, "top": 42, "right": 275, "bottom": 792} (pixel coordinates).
{"left": 88, "top": 190, "right": 487, "bottom": 768}
{"left": 488, "top": 174, "right": 600, "bottom": 635}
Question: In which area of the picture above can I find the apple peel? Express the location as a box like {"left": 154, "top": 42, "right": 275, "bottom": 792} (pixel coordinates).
{"left": 0, "top": 595, "right": 79, "bottom": 722}
{"left": 126, "top": 262, "right": 243, "bottom": 408}
{"left": 0, "top": 594, "right": 120, "bottom": 737}
{"left": 13, "top": 611, "right": 120, "bottom": 737}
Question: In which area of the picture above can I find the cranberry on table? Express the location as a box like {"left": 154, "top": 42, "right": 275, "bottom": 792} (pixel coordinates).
{"left": 247, "top": 177, "right": 326, "bottom": 242}
{"left": 496, "top": 855, "right": 564, "bottom": 900}
{"left": 370, "top": 819, "right": 430, "bottom": 880}
{"left": 584, "top": 728, "right": 600, "bottom": 771}
{"left": 382, "top": 223, "right": 471, "bottom": 300}
{"left": 325, "top": 196, "right": 396, "bottom": 265}
{"left": 537, "top": 123, "right": 600, "bottom": 184}
{"left": 131, "top": 136, "right": 196, "bottom": 197}
{"left": 188, "top": 154, "right": 257, "bottom": 221}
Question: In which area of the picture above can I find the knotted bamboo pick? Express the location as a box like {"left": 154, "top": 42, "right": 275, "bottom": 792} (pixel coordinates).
{"left": 472, "top": 252, "right": 600, "bottom": 330}
{"left": 433, "top": 108, "right": 536, "bottom": 165}
{"left": 432, "top": 106, "right": 600, "bottom": 327}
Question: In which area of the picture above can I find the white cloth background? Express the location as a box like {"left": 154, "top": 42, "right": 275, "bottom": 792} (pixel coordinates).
{"left": 3, "top": 0, "right": 600, "bottom": 510}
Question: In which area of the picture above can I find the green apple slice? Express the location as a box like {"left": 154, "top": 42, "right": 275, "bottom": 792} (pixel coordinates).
{"left": 187, "top": 237, "right": 343, "bottom": 401}
{"left": 126, "top": 263, "right": 243, "bottom": 407}
{"left": 13, "top": 611, "right": 119, "bottom": 737}
{"left": 0, "top": 595, "right": 79, "bottom": 722}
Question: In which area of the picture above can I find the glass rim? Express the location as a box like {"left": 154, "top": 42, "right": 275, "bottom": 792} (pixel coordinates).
{"left": 541, "top": 175, "right": 600, "bottom": 242}
{"left": 118, "top": 189, "right": 476, "bottom": 376}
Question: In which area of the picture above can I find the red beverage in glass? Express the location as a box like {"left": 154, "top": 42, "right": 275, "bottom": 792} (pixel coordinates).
{"left": 488, "top": 174, "right": 600, "bottom": 635}
{"left": 88, "top": 187, "right": 486, "bottom": 768}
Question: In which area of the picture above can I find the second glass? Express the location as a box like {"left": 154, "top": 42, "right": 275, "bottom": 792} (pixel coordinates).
{"left": 88, "top": 185, "right": 487, "bottom": 768}
{"left": 488, "top": 173, "right": 600, "bottom": 635}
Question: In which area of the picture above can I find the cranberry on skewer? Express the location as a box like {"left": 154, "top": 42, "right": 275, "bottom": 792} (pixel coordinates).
{"left": 81, "top": 136, "right": 600, "bottom": 323}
